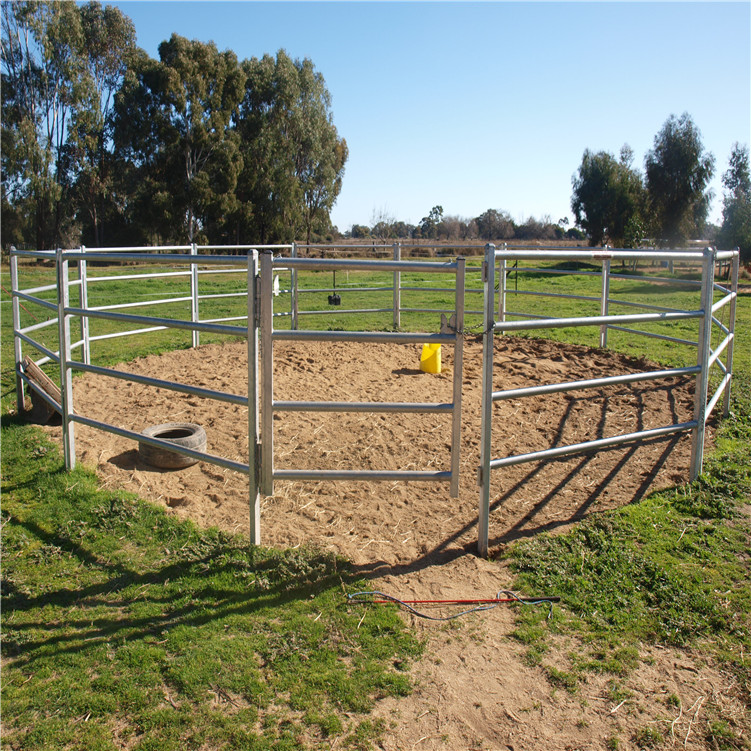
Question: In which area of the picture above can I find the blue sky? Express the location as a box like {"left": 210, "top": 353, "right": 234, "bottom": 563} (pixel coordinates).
{"left": 106, "top": 1, "right": 750, "bottom": 232}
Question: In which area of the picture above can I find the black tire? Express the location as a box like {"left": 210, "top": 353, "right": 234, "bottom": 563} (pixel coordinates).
{"left": 138, "top": 422, "right": 207, "bottom": 469}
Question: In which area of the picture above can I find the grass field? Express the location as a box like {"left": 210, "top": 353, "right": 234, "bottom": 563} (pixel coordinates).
{"left": 2, "top": 253, "right": 749, "bottom": 750}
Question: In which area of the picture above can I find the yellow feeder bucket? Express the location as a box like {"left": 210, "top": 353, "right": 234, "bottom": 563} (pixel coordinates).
{"left": 420, "top": 343, "right": 442, "bottom": 374}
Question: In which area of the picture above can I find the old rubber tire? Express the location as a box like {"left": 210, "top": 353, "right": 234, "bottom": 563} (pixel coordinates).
{"left": 138, "top": 422, "right": 206, "bottom": 469}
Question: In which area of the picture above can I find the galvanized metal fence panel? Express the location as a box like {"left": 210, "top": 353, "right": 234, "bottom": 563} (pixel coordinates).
{"left": 477, "top": 243, "right": 739, "bottom": 557}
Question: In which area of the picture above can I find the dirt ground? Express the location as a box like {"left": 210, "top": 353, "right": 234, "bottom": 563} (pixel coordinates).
{"left": 48, "top": 336, "right": 745, "bottom": 750}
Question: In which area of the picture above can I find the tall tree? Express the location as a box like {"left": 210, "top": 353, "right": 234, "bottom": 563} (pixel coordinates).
{"left": 417, "top": 205, "right": 443, "bottom": 239}
{"left": 476, "top": 208, "right": 515, "bottom": 241}
{"left": 718, "top": 143, "right": 751, "bottom": 260}
{"left": 235, "top": 50, "right": 347, "bottom": 244}
{"left": 67, "top": 1, "right": 136, "bottom": 246}
{"left": 645, "top": 113, "right": 715, "bottom": 247}
{"left": 1, "top": 0, "right": 87, "bottom": 249}
{"left": 571, "top": 146, "right": 645, "bottom": 247}
{"left": 114, "top": 34, "right": 245, "bottom": 244}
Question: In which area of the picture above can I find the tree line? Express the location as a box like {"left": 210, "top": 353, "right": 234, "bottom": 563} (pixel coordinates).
{"left": 351, "top": 205, "right": 586, "bottom": 244}
{"left": 1, "top": 1, "right": 347, "bottom": 250}
{"left": 347, "top": 115, "right": 750, "bottom": 260}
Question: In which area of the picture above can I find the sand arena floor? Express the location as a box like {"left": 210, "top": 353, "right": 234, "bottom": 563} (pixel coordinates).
{"left": 66, "top": 336, "right": 698, "bottom": 573}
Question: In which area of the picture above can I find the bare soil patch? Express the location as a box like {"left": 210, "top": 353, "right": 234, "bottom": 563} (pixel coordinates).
{"left": 48, "top": 336, "right": 733, "bottom": 750}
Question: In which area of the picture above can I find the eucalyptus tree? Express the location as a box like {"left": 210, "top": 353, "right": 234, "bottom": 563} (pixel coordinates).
{"left": 718, "top": 143, "right": 751, "bottom": 259}
{"left": 645, "top": 113, "right": 715, "bottom": 247}
{"left": 67, "top": 1, "right": 136, "bottom": 246}
{"left": 1, "top": 0, "right": 87, "bottom": 248}
{"left": 476, "top": 208, "right": 515, "bottom": 241}
{"left": 571, "top": 146, "right": 645, "bottom": 247}
{"left": 114, "top": 34, "right": 245, "bottom": 244}
{"left": 235, "top": 50, "right": 347, "bottom": 244}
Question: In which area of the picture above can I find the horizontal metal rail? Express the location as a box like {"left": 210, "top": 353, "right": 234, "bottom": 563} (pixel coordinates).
{"left": 9, "top": 249, "right": 55, "bottom": 259}
{"left": 65, "top": 305, "right": 247, "bottom": 338}
{"left": 76, "top": 245, "right": 191, "bottom": 252}
{"left": 716, "top": 250, "right": 738, "bottom": 261}
{"left": 20, "top": 317, "right": 59, "bottom": 335}
{"left": 69, "top": 360, "right": 248, "bottom": 407}
{"left": 276, "top": 258, "right": 459, "bottom": 274}
{"left": 492, "top": 366, "right": 700, "bottom": 402}
{"left": 272, "top": 330, "right": 455, "bottom": 345}
{"left": 273, "top": 400, "right": 453, "bottom": 414}
{"left": 14, "top": 290, "right": 58, "bottom": 313}
{"left": 603, "top": 325, "right": 698, "bottom": 347}
{"left": 400, "top": 286, "right": 484, "bottom": 294}
{"left": 88, "top": 296, "right": 192, "bottom": 312}
{"left": 301, "top": 243, "right": 394, "bottom": 250}
{"left": 196, "top": 267, "right": 249, "bottom": 276}
{"left": 712, "top": 292, "right": 735, "bottom": 314}
{"left": 199, "top": 315, "right": 248, "bottom": 324}
{"left": 495, "top": 309, "right": 702, "bottom": 332}
{"left": 199, "top": 244, "right": 290, "bottom": 251}
{"left": 605, "top": 297, "right": 693, "bottom": 314}
{"left": 85, "top": 270, "right": 192, "bottom": 283}
{"left": 489, "top": 421, "right": 696, "bottom": 470}
{"left": 296, "top": 286, "right": 394, "bottom": 294}
{"left": 88, "top": 326, "right": 170, "bottom": 342}
{"left": 273, "top": 469, "right": 451, "bottom": 483}
{"left": 401, "top": 307, "right": 483, "bottom": 316}
{"left": 707, "top": 332, "right": 733, "bottom": 370}
{"left": 509, "top": 266, "right": 603, "bottom": 279}
{"left": 497, "top": 249, "right": 706, "bottom": 262}
{"left": 706, "top": 373, "right": 732, "bottom": 420}
{"left": 71, "top": 414, "right": 249, "bottom": 475}
{"left": 504, "top": 310, "right": 553, "bottom": 321}
{"left": 193, "top": 291, "right": 247, "bottom": 301}
{"left": 509, "top": 266, "right": 704, "bottom": 288}
{"left": 608, "top": 272, "right": 702, "bottom": 287}
{"left": 293, "top": 307, "right": 393, "bottom": 316}
{"left": 20, "top": 282, "right": 58, "bottom": 295}
{"left": 63, "top": 251, "right": 248, "bottom": 266}
{"left": 16, "top": 331, "right": 60, "bottom": 362}
{"left": 509, "top": 289, "right": 602, "bottom": 304}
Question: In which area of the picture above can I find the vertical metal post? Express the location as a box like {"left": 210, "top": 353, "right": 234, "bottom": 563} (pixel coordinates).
{"left": 290, "top": 241, "right": 298, "bottom": 331}
{"left": 722, "top": 249, "right": 740, "bottom": 417}
{"left": 449, "top": 256, "right": 465, "bottom": 497}
{"left": 498, "top": 252, "right": 507, "bottom": 323}
{"left": 78, "top": 245, "right": 91, "bottom": 364}
{"left": 247, "top": 251, "right": 261, "bottom": 544}
{"left": 392, "top": 242, "right": 401, "bottom": 329}
{"left": 190, "top": 243, "right": 200, "bottom": 348}
{"left": 56, "top": 249, "right": 76, "bottom": 470}
{"left": 10, "top": 251, "right": 25, "bottom": 414}
{"left": 478, "top": 243, "right": 496, "bottom": 557}
{"left": 599, "top": 257, "right": 611, "bottom": 349}
{"left": 260, "top": 250, "right": 274, "bottom": 496}
{"left": 690, "top": 247, "right": 716, "bottom": 480}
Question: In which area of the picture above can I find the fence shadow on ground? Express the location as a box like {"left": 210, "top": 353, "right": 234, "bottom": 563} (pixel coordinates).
{"left": 350, "top": 433, "right": 683, "bottom": 583}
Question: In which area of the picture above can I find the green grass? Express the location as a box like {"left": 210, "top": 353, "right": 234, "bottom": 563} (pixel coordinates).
{"left": 1, "top": 422, "right": 422, "bottom": 750}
